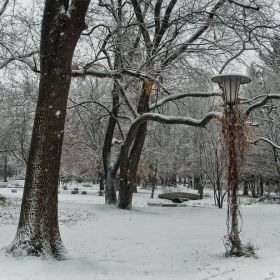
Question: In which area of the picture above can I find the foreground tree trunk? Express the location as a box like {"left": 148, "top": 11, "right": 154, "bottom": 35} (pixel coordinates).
{"left": 7, "top": 0, "right": 90, "bottom": 259}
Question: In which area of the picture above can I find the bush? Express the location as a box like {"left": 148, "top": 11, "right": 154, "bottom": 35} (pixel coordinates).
{"left": 0, "top": 194, "right": 7, "bottom": 205}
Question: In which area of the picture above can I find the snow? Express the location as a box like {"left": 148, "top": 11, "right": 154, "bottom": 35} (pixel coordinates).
{"left": 0, "top": 182, "right": 280, "bottom": 279}
{"left": 111, "top": 138, "right": 122, "bottom": 146}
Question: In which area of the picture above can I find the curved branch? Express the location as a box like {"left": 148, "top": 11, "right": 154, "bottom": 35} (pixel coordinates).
{"left": 228, "top": 0, "right": 260, "bottom": 11}
{"left": 253, "top": 137, "right": 280, "bottom": 149}
{"left": 245, "top": 94, "right": 280, "bottom": 116}
{"left": 219, "top": 44, "right": 246, "bottom": 74}
{"left": 82, "top": 24, "right": 111, "bottom": 36}
{"left": 131, "top": 111, "right": 221, "bottom": 128}
{"left": 67, "top": 98, "right": 110, "bottom": 112}
{"left": 119, "top": 111, "right": 221, "bottom": 184}
{"left": 149, "top": 92, "right": 222, "bottom": 110}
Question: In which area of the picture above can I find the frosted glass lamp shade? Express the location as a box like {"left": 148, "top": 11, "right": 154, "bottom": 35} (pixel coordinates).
{"left": 211, "top": 73, "right": 251, "bottom": 106}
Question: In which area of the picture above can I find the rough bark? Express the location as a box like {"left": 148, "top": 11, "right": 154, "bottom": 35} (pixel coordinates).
{"left": 7, "top": 0, "right": 90, "bottom": 259}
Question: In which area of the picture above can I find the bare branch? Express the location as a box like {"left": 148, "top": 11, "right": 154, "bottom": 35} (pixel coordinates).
{"left": 228, "top": 0, "right": 260, "bottom": 11}
{"left": 253, "top": 137, "right": 280, "bottom": 150}
{"left": 114, "top": 78, "right": 139, "bottom": 119}
{"left": 82, "top": 24, "right": 111, "bottom": 36}
{"left": 246, "top": 94, "right": 280, "bottom": 116}
{"left": 0, "top": 0, "right": 9, "bottom": 17}
{"left": 161, "top": 0, "right": 226, "bottom": 67}
{"left": 71, "top": 68, "right": 120, "bottom": 78}
{"left": 219, "top": 43, "right": 247, "bottom": 74}
{"left": 149, "top": 92, "right": 222, "bottom": 110}
{"left": 153, "top": 0, "right": 178, "bottom": 51}
{"left": 154, "top": 0, "right": 163, "bottom": 35}
{"left": 131, "top": 0, "right": 152, "bottom": 50}
{"left": 67, "top": 98, "right": 109, "bottom": 112}
{"left": 0, "top": 51, "right": 39, "bottom": 70}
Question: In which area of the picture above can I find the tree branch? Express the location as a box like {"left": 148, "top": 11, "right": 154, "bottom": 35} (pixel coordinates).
{"left": 149, "top": 92, "right": 222, "bottom": 110}
{"left": 153, "top": 0, "right": 178, "bottom": 51}
{"left": 246, "top": 94, "right": 280, "bottom": 116}
{"left": 120, "top": 111, "right": 221, "bottom": 173}
{"left": 0, "top": 51, "right": 39, "bottom": 70}
{"left": 131, "top": 111, "right": 221, "bottom": 129}
{"left": 131, "top": 0, "right": 152, "bottom": 50}
{"left": 228, "top": 0, "right": 260, "bottom": 11}
{"left": 161, "top": 0, "right": 226, "bottom": 67}
{"left": 0, "top": 0, "right": 9, "bottom": 17}
{"left": 253, "top": 137, "right": 280, "bottom": 150}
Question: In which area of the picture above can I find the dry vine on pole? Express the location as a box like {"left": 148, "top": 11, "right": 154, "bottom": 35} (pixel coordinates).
{"left": 221, "top": 106, "right": 254, "bottom": 256}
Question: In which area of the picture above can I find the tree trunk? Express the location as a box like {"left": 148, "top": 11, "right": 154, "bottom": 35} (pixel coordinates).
{"left": 102, "top": 0, "right": 123, "bottom": 204}
{"left": 150, "top": 160, "right": 157, "bottom": 199}
{"left": 7, "top": 0, "right": 89, "bottom": 259}
{"left": 273, "top": 146, "right": 280, "bottom": 175}
{"left": 102, "top": 85, "right": 121, "bottom": 204}
{"left": 104, "top": 171, "right": 117, "bottom": 204}
{"left": 118, "top": 121, "right": 148, "bottom": 209}
{"left": 102, "top": 91, "right": 122, "bottom": 202}
{"left": 194, "top": 175, "right": 200, "bottom": 190}
{"left": 259, "top": 174, "right": 264, "bottom": 196}
{"left": 3, "top": 151, "right": 7, "bottom": 182}
{"left": 118, "top": 80, "right": 151, "bottom": 209}
{"left": 243, "top": 179, "right": 249, "bottom": 195}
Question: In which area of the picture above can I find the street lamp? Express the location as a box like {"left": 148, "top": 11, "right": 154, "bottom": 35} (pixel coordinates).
{"left": 211, "top": 73, "right": 251, "bottom": 256}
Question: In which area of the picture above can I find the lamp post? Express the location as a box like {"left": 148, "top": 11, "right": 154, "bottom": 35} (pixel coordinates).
{"left": 211, "top": 73, "right": 251, "bottom": 256}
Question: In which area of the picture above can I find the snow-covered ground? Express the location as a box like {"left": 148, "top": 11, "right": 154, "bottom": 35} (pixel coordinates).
{"left": 0, "top": 181, "right": 280, "bottom": 280}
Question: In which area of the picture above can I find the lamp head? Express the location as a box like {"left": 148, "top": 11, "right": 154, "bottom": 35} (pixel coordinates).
{"left": 211, "top": 73, "right": 251, "bottom": 106}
